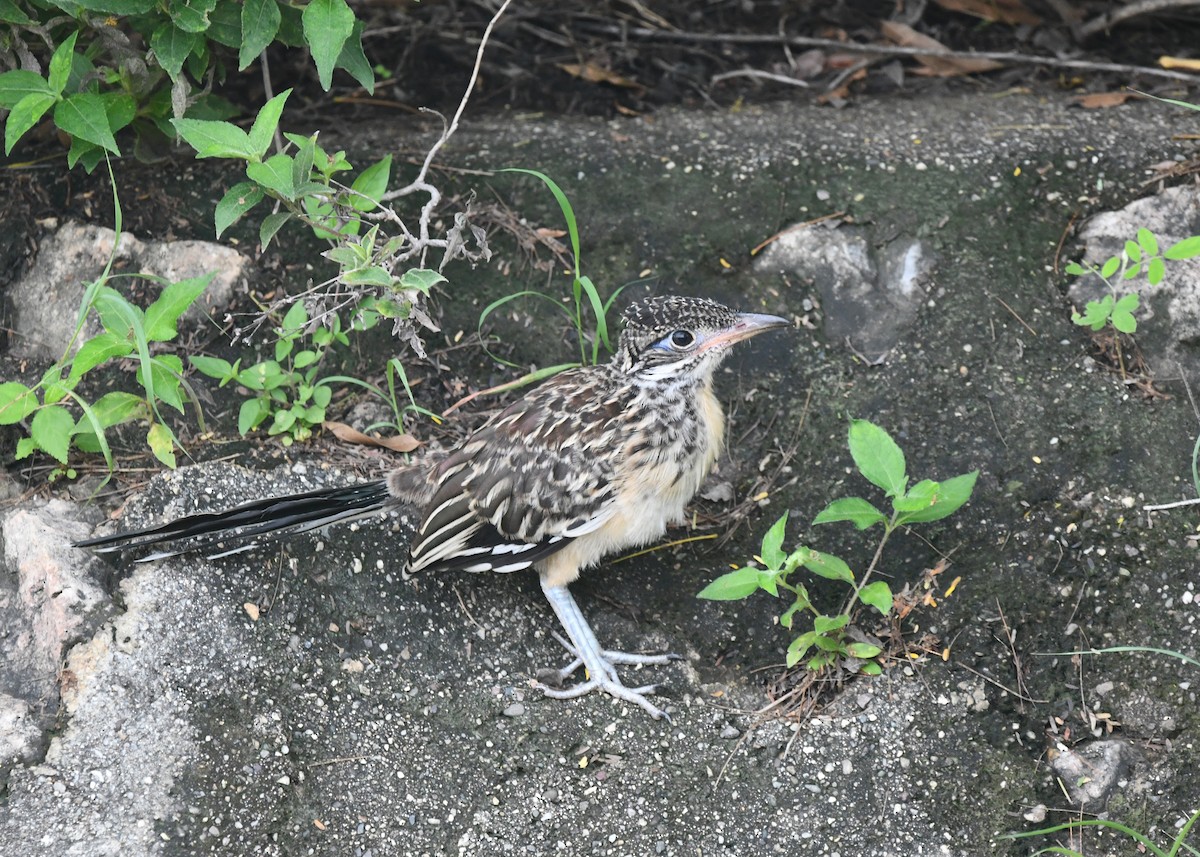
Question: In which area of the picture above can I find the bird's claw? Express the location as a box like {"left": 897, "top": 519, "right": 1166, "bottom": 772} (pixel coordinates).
{"left": 537, "top": 632, "right": 676, "bottom": 720}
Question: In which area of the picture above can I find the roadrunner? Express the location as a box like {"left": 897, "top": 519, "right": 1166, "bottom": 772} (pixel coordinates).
{"left": 77, "top": 295, "right": 791, "bottom": 719}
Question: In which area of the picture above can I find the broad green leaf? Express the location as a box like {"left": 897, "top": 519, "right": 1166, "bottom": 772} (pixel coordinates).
{"left": 1072, "top": 295, "right": 1112, "bottom": 331}
{"left": 66, "top": 137, "right": 102, "bottom": 172}
{"left": 93, "top": 287, "right": 142, "bottom": 338}
{"left": 1100, "top": 256, "right": 1121, "bottom": 279}
{"left": 801, "top": 549, "right": 855, "bottom": 583}
{"left": 1136, "top": 227, "right": 1158, "bottom": 256}
{"left": 1063, "top": 261, "right": 1086, "bottom": 276}
{"left": 1123, "top": 240, "right": 1141, "bottom": 263}
{"left": 248, "top": 89, "right": 291, "bottom": 158}
{"left": 342, "top": 266, "right": 393, "bottom": 287}
{"left": 0, "top": 382, "right": 38, "bottom": 425}
{"left": 1147, "top": 257, "right": 1165, "bottom": 286}
{"left": 896, "top": 470, "right": 979, "bottom": 524}
{"left": 137, "top": 355, "right": 186, "bottom": 411}
{"left": 398, "top": 267, "right": 447, "bottom": 294}
{"left": 786, "top": 631, "right": 818, "bottom": 668}
{"left": 171, "top": 117, "right": 255, "bottom": 159}
{"left": 349, "top": 154, "right": 391, "bottom": 210}
{"left": 813, "top": 497, "right": 886, "bottom": 530}
{"left": 246, "top": 153, "right": 297, "bottom": 198}
{"left": 144, "top": 274, "right": 214, "bottom": 341}
{"left": 845, "top": 642, "right": 882, "bottom": 659}
{"left": 259, "top": 211, "right": 292, "bottom": 248}
{"left": 759, "top": 512, "right": 788, "bottom": 569}
{"left": 282, "top": 300, "right": 307, "bottom": 332}
{"left": 71, "top": 0, "right": 154, "bottom": 11}
{"left": 84, "top": 391, "right": 146, "bottom": 427}
{"left": 780, "top": 597, "right": 806, "bottom": 629}
{"left": 848, "top": 419, "right": 906, "bottom": 497}
{"left": 291, "top": 133, "right": 315, "bottom": 188}
{"left": 189, "top": 354, "right": 234, "bottom": 379}
{"left": 68, "top": 332, "right": 134, "bottom": 382}
{"left": 238, "top": 398, "right": 268, "bottom": 434}
{"left": 696, "top": 567, "right": 762, "bottom": 601}
{"left": 151, "top": 24, "right": 200, "bottom": 80}
{"left": 147, "top": 422, "right": 177, "bottom": 467}
{"left": 335, "top": 19, "right": 374, "bottom": 93}
{"left": 1165, "top": 235, "right": 1200, "bottom": 260}
{"left": 0, "top": 70, "right": 53, "bottom": 109}
{"left": 268, "top": 408, "right": 296, "bottom": 434}
{"left": 239, "top": 0, "right": 281, "bottom": 70}
{"left": 0, "top": 0, "right": 35, "bottom": 24}
{"left": 893, "top": 478, "right": 940, "bottom": 513}
{"left": 48, "top": 31, "right": 78, "bottom": 95}
{"left": 215, "top": 181, "right": 264, "bottom": 236}
{"left": 101, "top": 91, "right": 137, "bottom": 133}
{"left": 5, "top": 92, "right": 57, "bottom": 154}
{"left": 1110, "top": 293, "right": 1139, "bottom": 334}
{"left": 14, "top": 437, "right": 35, "bottom": 460}
{"left": 858, "top": 581, "right": 894, "bottom": 615}
{"left": 30, "top": 405, "right": 75, "bottom": 463}
{"left": 293, "top": 350, "right": 318, "bottom": 369}
{"left": 169, "top": 0, "right": 218, "bottom": 33}
{"left": 302, "top": 0, "right": 355, "bottom": 90}
{"left": 813, "top": 613, "right": 849, "bottom": 634}
{"left": 206, "top": 0, "right": 243, "bottom": 48}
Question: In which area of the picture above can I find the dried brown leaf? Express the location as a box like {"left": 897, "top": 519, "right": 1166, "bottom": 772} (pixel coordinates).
{"left": 558, "top": 63, "right": 644, "bottom": 92}
{"left": 932, "top": 0, "right": 1041, "bottom": 26}
{"left": 1073, "top": 91, "right": 1134, "bottom": 109}
{"left": 323, "top": 420, "right": 421, "bottom": 452}
{"left": 880, "top": 21, "right": 1004, "bottom": 76}
{"left": 1160, "top": 55, "right": 1200, "bottom": 72}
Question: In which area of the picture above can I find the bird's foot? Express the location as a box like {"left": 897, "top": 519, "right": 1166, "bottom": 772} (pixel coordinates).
{"left": 534, "top": 632, "right": 679, "bottom": 721}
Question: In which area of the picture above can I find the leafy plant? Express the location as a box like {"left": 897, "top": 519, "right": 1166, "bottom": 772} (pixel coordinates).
{"left": 0, "top": 0, "right": 373, "bottom": 171}
{"left": 1005, "top": 806, "right": 1199, "bottom": 857}
{"left": 699, "top": 420, "right": 978, "bottom": 673}
{"left": 480, "top": 170, "right": 625, "bottom": 371}
{"left": 1067, "top": 227, "right": 1200, "bottom": 334}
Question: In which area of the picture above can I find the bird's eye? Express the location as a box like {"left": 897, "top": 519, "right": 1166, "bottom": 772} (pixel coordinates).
{"left": 669, "top": 329, "right": 695, "bottom": 348}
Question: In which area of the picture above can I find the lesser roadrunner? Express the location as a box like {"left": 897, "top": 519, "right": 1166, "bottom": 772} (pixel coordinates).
{"left": 77, "top": 295, "right": 791, "bottom": 719}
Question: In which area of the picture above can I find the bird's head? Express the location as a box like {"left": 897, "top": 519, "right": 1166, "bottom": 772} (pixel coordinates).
{"left": 614, "top": 295, "right": 792, "bottom": 384}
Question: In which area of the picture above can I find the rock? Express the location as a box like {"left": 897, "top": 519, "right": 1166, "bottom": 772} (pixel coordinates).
{"left": 1049, "top": 739, "right": 1135, "bottom": 808}
{"left": 1067, "top": 185, "right": 1200, "bottom": 377}
{"left": 754, "top": 224, "right": 935, "bottom": 357}
{"left": 9, "top": 221, "right": 247, "bottom": 361}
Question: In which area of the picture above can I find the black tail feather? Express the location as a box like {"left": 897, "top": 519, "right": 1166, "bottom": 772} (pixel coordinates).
{"left": 75, "top": 480, "right": 393, "bottom": 558}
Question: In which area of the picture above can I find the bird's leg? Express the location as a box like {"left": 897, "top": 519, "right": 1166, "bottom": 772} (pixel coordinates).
{"left": 537, "top": 582, "right": 677, "bottom": 720}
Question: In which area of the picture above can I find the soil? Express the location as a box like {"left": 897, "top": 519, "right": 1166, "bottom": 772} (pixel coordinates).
{"left": 2, "top": 5, "right": 1200, "bottom": 857}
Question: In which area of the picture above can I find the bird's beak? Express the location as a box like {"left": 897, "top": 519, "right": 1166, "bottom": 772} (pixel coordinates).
{"left": 700, "top": 311, "right": 793, "bottom": 352}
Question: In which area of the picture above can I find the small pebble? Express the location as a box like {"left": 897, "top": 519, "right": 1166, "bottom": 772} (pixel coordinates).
{"left": 503, "top": 703, "right": 526, "bottom": 717}
{"left": 719, "top": 725, "right": 741, "bottom": 740}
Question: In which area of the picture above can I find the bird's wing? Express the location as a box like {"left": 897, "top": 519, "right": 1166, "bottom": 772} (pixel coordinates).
{"left": 407, "top": 369, "right": 625, "bottom": 574}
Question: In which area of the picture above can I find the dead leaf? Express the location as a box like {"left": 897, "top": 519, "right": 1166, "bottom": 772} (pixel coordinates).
{"left": 880, "top": 21, "right": 1004, "bottom": 76}
{"left": 817, "top": 67, "right": 867, "bottom": 104}
{"left": 323, "top": 421, "right": 421, "bottom": 452}
{"left": 1160, "top": 56, "right": 1200, "bottom": 72}
{"left": 535, "top": 227, "right": 567, "bottom": 239}
{"left": 932, "top": 0, "right": 1041, "bottom": 26}
{"left": 1072, "top": 91, "right": 1134, "bottom": 109}
{"left": 558, "top": 63, "right": 644, "bottom": 92}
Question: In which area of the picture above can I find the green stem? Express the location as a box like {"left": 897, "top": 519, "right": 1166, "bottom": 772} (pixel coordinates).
{"left": 840, "top": 512, "right": 899, "bottom": 615}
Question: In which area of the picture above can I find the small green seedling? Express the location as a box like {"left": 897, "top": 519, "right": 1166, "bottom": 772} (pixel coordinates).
{"left": 699, "top": 419, "right": 978, "bottom": 674}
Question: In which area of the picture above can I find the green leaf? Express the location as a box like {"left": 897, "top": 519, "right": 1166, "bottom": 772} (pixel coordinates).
{"left": 170, "top": 0, "right": 218, "bottom": 33}
{"left": 207, "top": 0, "right": 243, "bottom": 47}
{"left": 138, "top": 356, "right": 186, "bottom": 412}
{"left": 1136, "top": 227, "right": 1158, "bottom": 256}
{"left": 801, "top": 549, "right": 855, "bottom": 583}
{"left": 68, "top": 332, "right": 134, "bottom": 382}
{"left": 281, "top": 300, "right": 307, "bottom": 332}
{"left": 30, "top": 405, "right": 75, "bottom": 464}
{"left": 56, "top": 93, "right": 122, "bottom": 155}
{"left": 144, "top": 274, "right": 214, "bottom": 341}
{"left": 398, "top": 267, "right": 447, "bottom": 294}
{"left": 1165, "top": 235, "right": 1200, "bottom": 260}
{"left": 1100, "top": 256, "right": 1120, "bottom": 279}
{"left": 335, "top": 19, "right": 374, "bottom": 93}
{"left": 349, "top": 154, "right": 391, "bottom": 210}
{"left": 892, "top": 478, "right": 940, "bottom": 513}
{"left": 85, "top": 391, "right": 147, "bottom": 427}
{"left": 812, "top": 497, "right": 886, "bottom": 530}
{"left": 759, "top": 512, "right": 788, "bottom": 569}
{"left": 171, "top": 118, "right": 255, "bottom": 159}
{"left": 896, "top": 470, "right": 978, "bottom": 524}
{"left": 93, "top": 287, "right": 142, "bottom": 338}
{"left": 151, "top": 24, "right": 200, "bottom": 80}
{"left": 215, "top": 181, "right": 264, "bottom": 236}
{"left": 845, "top": 642, "right": 882, "bottom": 659}
{"left": 858, "top": 581, "right": 894, "bottom": 615}
{"left": 147, "top": 422, "right": 177, "bottom": 468}
{"left": 101, "top": 91, "right": 137, "bottom": 134}
{"left": 246, "top": 153, "right": 297, "bottom": 198}
{"left": 1123, "top": 240, "right": 1141, "bottom": 263}
{"left": 239, "top": 0, "right": 281, "bottom": 70}
{"left": 259, "top": 211, "right": 292, "bottom": 248}
{"left": 0, "top": 70, "right": 53, "bottom": 110}
{"left": 14, "top": 437, "right": 35, "bottom": 460}
{"left": 813, "top": 613, "right": 849, "bottom": 635}
{"left": 238, "top": 398, "right": 268, "bottom": 434}
{"left": 292, "top": 350, "right": 318, "bottom": 369}
{"left": 1110, "top": 293, "right": 1139, "bottom": 334}
{"left": 0, "top": 382, "right": 38, "bottom": 425}
{"left": 302, "top": 0, "right": 355, "bottom": 90}
{"left": 0, "top": 0, "right": 35, "bottom": 24}
{"left": 71, "top": 0, "right": 154, "bottom": 11}
{"left": 48, "top": 31, "right": 78, "bottom": 95}
{"left": 1072, "top": 295, "right": 1112, "bottom": 331}
{"left": 1063, "top": 261, "right": 1086, "bottom": 276}
{"left": 696, "top": 567, "right": 763, "bottom": 601}
{"left": 848, "top": 419, "right": 907, "bottom": 497}
{"left": 786, "top": 631, "right": 818, "bottom": 668}
{"left": 342, "top": 266, "right": 393, "bottom": 287}
{"left": 248, "top": 89, "right": 290, "bottom": 158}
{"left": 1147, "top": 257, "right": 1165, "bottom": 286}
{"left": 5, "top": 92, "right": 57, "bottom": 155}
{"left": 189, "top": 354, "right": 234, "bottom": 379}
